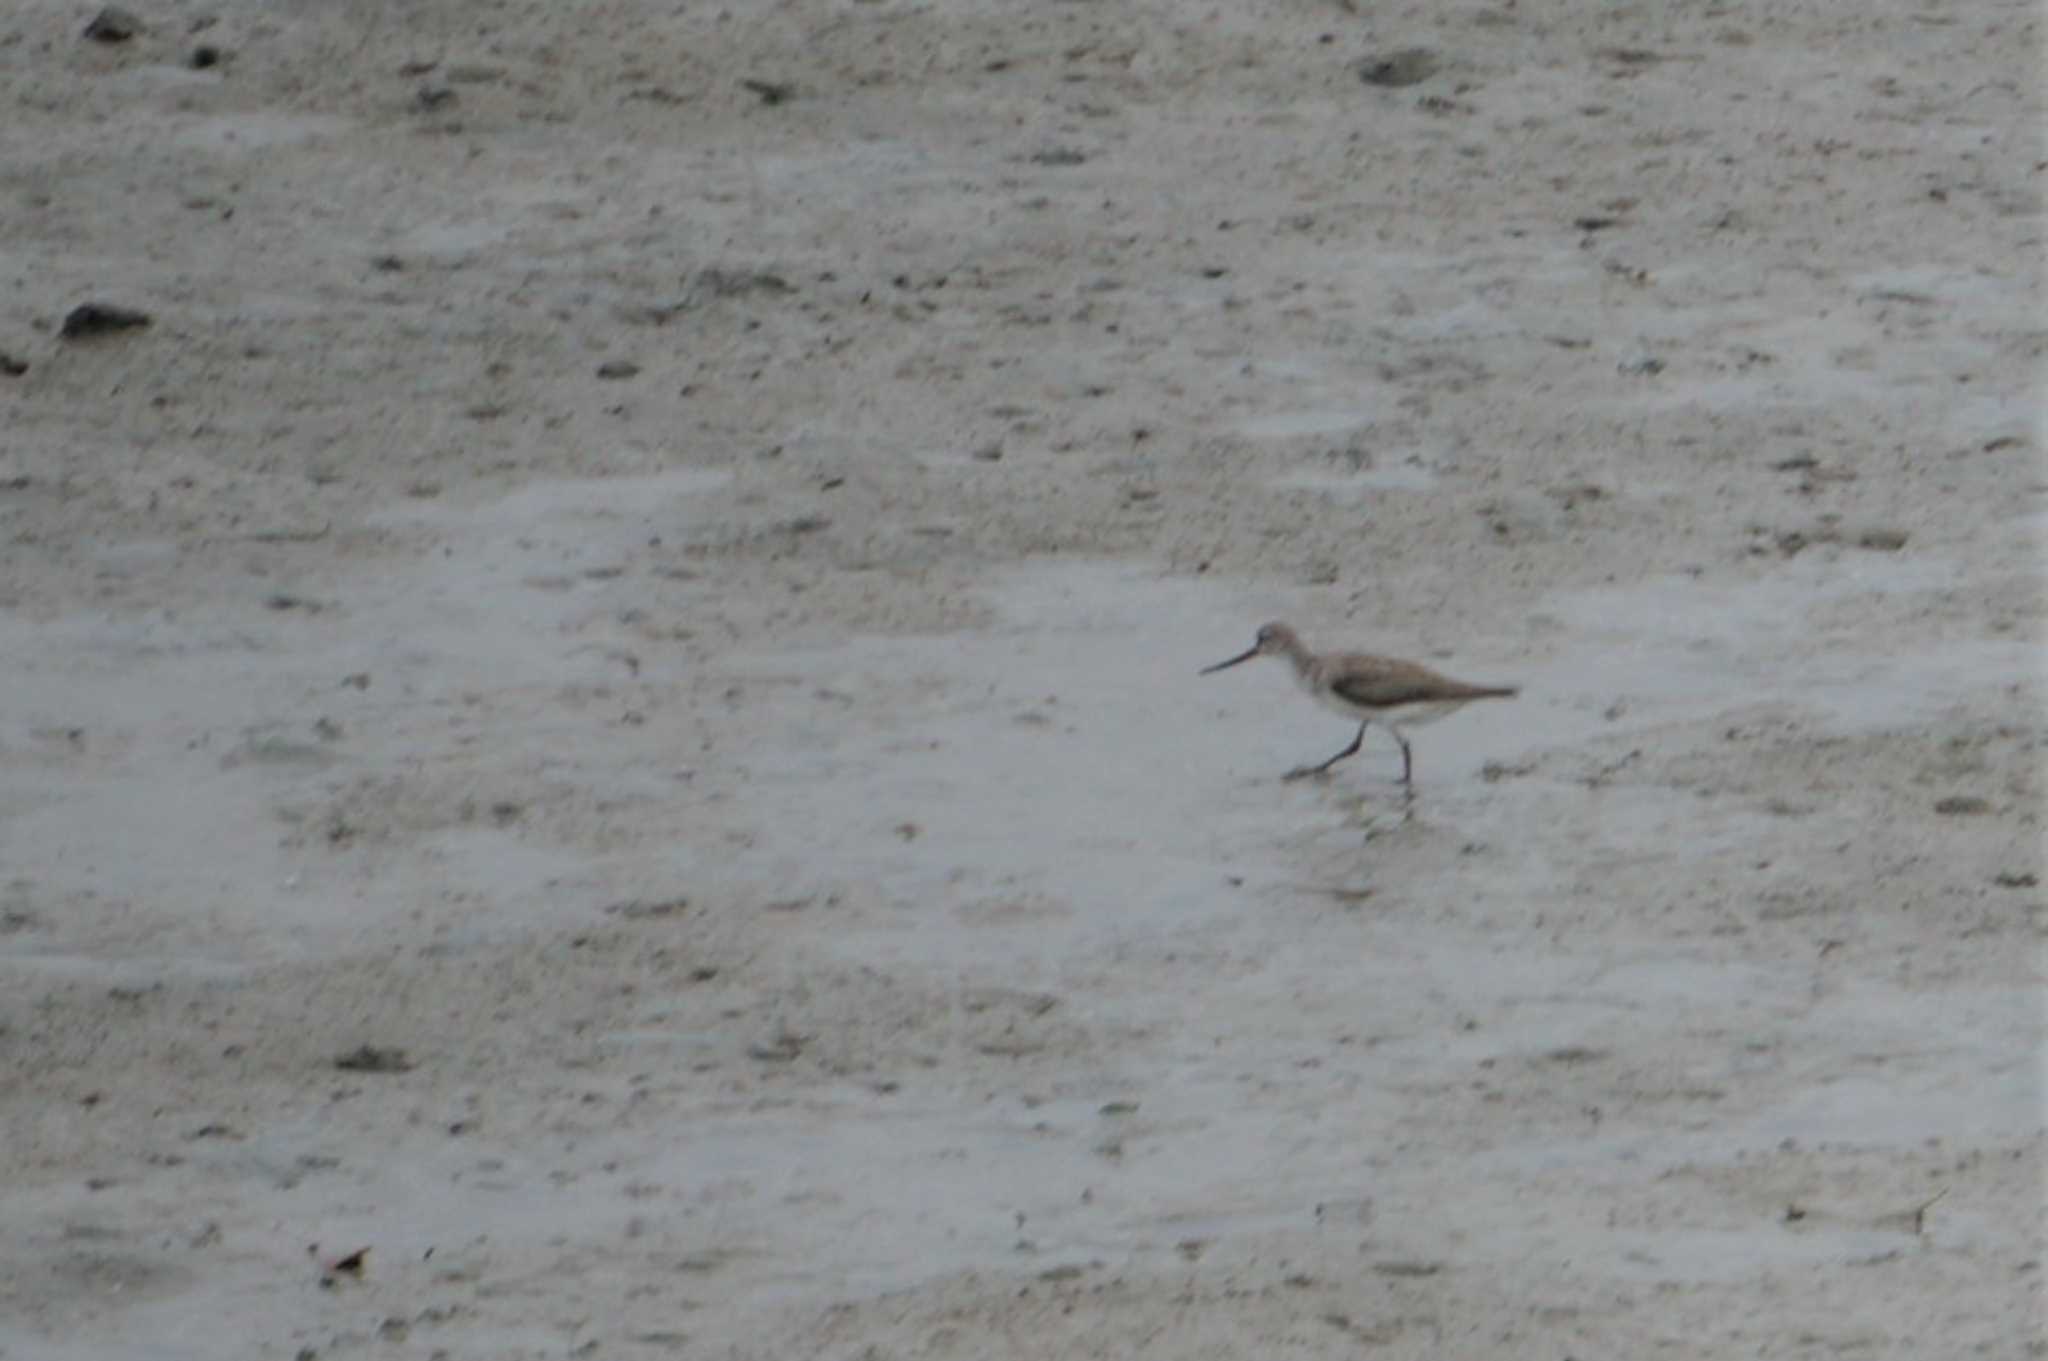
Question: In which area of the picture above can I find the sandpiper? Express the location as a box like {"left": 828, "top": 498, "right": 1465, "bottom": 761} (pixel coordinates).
{"left": 1200, "top": 621, "right": 1517, "bottom": 786}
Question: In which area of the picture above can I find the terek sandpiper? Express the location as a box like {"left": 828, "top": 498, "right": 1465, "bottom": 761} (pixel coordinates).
{"left": 1201, "top": 621, "right": 1517, "bottom": 786}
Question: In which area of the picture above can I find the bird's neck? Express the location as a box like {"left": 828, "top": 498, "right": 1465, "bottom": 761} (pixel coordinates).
{"left": 1275, "top": 636, "right": 1318, "bottom": 680}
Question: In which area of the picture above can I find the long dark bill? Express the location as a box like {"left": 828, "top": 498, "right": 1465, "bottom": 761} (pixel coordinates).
{"left": 1199, "top": 646, "right": 1260, "bottom": 675}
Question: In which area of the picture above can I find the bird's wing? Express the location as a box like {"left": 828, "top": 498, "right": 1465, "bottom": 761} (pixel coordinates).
{"left": 1327, "top": 657, "right": 1505, "bottom": 709}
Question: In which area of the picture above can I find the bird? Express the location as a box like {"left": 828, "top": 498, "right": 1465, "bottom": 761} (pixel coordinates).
{"left": 1200, "top": 621, "right": 1517, "bottom": 787}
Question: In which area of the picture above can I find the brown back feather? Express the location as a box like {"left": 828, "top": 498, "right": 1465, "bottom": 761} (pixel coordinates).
{"left": 1327, "top": 658, "right": 1517, "bottom": 711}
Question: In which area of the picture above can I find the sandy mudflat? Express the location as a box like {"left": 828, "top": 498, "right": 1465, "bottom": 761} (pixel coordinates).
{"left": 0, "top": 0, "right": 2041, "bottom": 1356}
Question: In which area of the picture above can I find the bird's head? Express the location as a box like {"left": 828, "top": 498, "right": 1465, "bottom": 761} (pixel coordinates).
{"left": 1200, "top": 621, "right": 1300, "bottom": 674}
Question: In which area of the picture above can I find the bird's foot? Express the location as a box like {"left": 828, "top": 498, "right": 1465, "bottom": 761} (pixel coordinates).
{"left": 1283, "top": 765, "right": 1328, "bottom": 783}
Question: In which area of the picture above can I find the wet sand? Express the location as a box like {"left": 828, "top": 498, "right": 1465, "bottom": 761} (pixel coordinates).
{"left": 0, "top": 0, "right": 2040, "bottom": 1356}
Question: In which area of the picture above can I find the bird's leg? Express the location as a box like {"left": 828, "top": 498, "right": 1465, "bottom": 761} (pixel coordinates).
{"left": 1390, "top": 726, "right": 1414, "bottom": 786}
{"left": 1286, "top": 722, "right": 1367, "bottom": 781}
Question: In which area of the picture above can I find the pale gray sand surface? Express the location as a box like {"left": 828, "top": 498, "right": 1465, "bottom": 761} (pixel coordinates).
{"left": 0, "top": 1, "right": 2040, "bottom": 1356}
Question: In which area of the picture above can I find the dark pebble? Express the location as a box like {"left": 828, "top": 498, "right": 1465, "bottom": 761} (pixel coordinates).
{"left": 1358, "top": 48, "right": 1439, "bottom": 87}
{"left": 60, "top": 303, "right": 152, "bottom": 339}
{"left": 333, "top": 1044, "right": 414, "bottom": 1073}
{"left": 83, "top": 6, "right": 140, "bottom": 43}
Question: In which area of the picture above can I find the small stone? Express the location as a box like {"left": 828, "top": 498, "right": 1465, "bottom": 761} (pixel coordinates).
{"left": 0, "top": 353, "right": 26, "bottom": 377}
{"left": 59, "top": 303, "right": 152, "bottom": 340}
{"left": 603, "top": 897, "right": 688, "bottom": 920}
{"left": 333, "top": 1045, "right": 413, "bottom": 1073}
{"left": 748, "top": 1031, "right": 806, "bottom": 1063}
{"left": 595, "top": 359, "right": 641, "bottom": 380}
{"left": 697, "top": 268, "right": 792, "bottom": 298}
{"left": 1358, "top": 48, "right": 1439, "bottom": 87}
{"left": 1933, "top": 796, "right": 1991, "bottom": 816}
{"left": 83, "top": 7, "right": 140, "bottom": 43}
{"left": 190, "top": 45, "right": 222, "bottom": 69}
{"left": 1854, "top": 527, "right": 1909, "bottom": 551}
